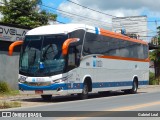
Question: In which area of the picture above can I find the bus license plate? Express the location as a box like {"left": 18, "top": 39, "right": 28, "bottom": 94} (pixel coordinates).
{"left": 35, "top": 90, "right": 43, "bottom": 94}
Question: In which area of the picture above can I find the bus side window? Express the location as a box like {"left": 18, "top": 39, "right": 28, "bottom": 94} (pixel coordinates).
{"left": 67, "top": 46, "right": 81, "bottom": 71}
{"left": 75, "top": 46, "right": 81, "bottom": 67}
{"left": 68, "top": 47, "right": 76, "bottom": 71}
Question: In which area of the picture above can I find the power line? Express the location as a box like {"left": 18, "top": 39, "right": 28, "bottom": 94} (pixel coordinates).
{"left": 66, "top": 0, "right": 160, "bottom": 23}
{"left": 0, "top": 1, "right": 157, "bottom": 40}
{"left": 113, "top": 24, "right": 148, "bottom": 29}
{"left": 148, "top": 20, "right": 160, "bottom": 22}
{"left": 112, "top": 20, "right": 160, "bottom": 31}
{"left": 55, "top": 20, "right": 65, "bottom": 24}
{"left": 0, "top": 1, "right": 111, "bottom": 28}
{"left": 39, "top": 3, "right": 160, "bottom": 33}
{"left": 43, "top": 8, "right": 111, "bottom": 29}
{"left": 41, "top": 0, "right": 160, "bottom": 30}
{"left": 40, "top": 3, "right": 112, "bottom": 25}
{"left": 47, "top": 9, "right": 112, "bottom": 29}
{"left": 66, "top": 0, "right": 115, "bottom": 18}
{"left": 140, "top": 36, "right": 156, "bottom": 37}
{"left": 127, "top": 30, "right": 157, "bottom": 34}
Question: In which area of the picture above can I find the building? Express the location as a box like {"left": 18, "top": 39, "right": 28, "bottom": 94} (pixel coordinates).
{"left": 112, "top": 16, "right": 147, "bottom": 41}
{"left": 0, "top": 23, "right": 30, "bottom": 89}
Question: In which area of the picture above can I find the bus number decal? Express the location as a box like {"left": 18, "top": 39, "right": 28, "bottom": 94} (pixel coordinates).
{"left": 93, "top": 60, "right": 103, "bottom": 67}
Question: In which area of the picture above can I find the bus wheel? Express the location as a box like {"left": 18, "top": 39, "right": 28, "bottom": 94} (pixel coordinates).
{"left": 131, "top": 80, "right": 138, "bottom": 94}
{"left": 124, "top": 80, "right": 138, "bottom": 94}
{"left": 79, "top": 83, "right": 89, "bottom": 99}
{"left": 41, "top": 95, "right": 52, "bottom": 101}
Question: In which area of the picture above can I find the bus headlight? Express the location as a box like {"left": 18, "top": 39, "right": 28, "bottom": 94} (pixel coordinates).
{"left": 52, "top": 77, "right": 67, "bottom": 83}
{"left": 52, "top": 79, "right": 63, "bottom": 83}
{"left": 18, "top": 76, "right": 27, "bottom": 83}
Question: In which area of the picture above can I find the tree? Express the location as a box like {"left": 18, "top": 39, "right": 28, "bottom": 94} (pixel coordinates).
{"left": 157, "top": 26, "right": 160, "bottom": 43}
{"left": 149, "top": 26, "right": 160, "bottom": 84}
{"left": 0, "top": 0, "right": 57, "bottom": 28}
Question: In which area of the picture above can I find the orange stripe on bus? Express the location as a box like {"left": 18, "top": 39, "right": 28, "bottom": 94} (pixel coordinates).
{"left": 9, "top": 40, "right": 23, "bottom": 56}
{"left": 100, "top": 28, "right": 148, "bottom": 45}
{"left": 98, "top": 55, "right": 149, "bottom": 62}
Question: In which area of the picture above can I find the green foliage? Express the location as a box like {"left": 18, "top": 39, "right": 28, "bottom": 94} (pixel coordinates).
{"left": 149, "top": 72, "right": 159, "bottom": 85}
{"left": 149, "top": 51, "right": 156, "bottom": 61}
{"left": 8, "top": 90, "right": 19, "bottom": 96}
{"left": 0, "top": 81, "right": 20, "bottom": 96}
{"left": 0, "top": 81, "right": 10, "bottom": 94}
{"left": 149, "top": 26, "right": 160, "bottom": 62}
{"left": 0, "top": 0, "right": 57, "bottom": 28}
{"left": 149, "top": 26, "right": 160, "bottom": 81}
{"left": 149, "top": 72, "right": 154, "bottom": 80}
{"left": 157, "top": 26, "right": 160, "bottom": 44}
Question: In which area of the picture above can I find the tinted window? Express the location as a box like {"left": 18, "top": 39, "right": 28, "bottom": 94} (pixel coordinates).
{"left": 69, "top": 29, "right": 85, "bottom": 60}
{"left": 19, "top": 35, "right": 67, "bottom": 77}
{"left": 83, "top": 32, "right": 148, "bottom": 59}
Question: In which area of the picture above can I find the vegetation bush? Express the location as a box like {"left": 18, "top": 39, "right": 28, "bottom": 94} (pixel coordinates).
{"left": 149, "top": 72, "right": 159, "bottom": 85}
{"left": 0, "top": 81, "right": 10, "bottom": 94}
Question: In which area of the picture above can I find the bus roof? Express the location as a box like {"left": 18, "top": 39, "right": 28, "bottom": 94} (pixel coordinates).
{"left": 26, "top": 24, "right": 88, "bottom": 35}
{"left": 26, "top": 24, "right": 148, "bottom": 45}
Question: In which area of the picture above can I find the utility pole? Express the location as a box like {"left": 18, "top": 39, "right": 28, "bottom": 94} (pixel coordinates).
{"left": 155, "top": 20, "right": 160, "bottom": 84}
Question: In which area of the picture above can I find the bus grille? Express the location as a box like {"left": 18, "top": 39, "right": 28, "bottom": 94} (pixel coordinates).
{"left": 25, "top": 82, "right": 51, "bottom": 86}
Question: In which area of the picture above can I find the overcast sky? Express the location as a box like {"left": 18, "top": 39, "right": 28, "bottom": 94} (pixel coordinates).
{"left": 59, "top": 0, "right": 160, "bottom": 16}
{"left": 80, "top": 0, "right": 160, "bottom": 11}
{"left": 55, "top": 0, "right": 160, "bottom": 41}
{"left": 58, "top": 0, "right": 160, "bottom": 23}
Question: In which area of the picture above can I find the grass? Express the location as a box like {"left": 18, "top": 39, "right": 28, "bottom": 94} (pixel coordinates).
{"left": 0, "top": 81, "right": 19, "bottom": 96}
{"left": 0, "top": 101, "right": 21, "bottom": 109}
{"left": 0, "top": 81, "right": 21, "bottom": 109}
{"left": 0, "top": 81, "right": 10, "bottom": 93}
{"left": 0, "top": 90, "right": 19, "bottom": 97}
{"left": 0, "top": 81, "right": 20, "bottom": 109}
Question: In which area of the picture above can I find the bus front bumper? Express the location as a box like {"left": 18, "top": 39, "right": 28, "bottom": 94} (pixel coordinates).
{"left": 19, "top": 82, "right": 69, "bottom": 95}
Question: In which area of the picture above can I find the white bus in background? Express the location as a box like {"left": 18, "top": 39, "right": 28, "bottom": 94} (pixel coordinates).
{"left": 9, "top": 24, "right": 149, "bottom": 100}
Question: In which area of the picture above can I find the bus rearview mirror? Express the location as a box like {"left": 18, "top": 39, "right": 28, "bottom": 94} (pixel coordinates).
{"left": 8, "top": 40, "right": 23, "bottom": 56}
{"left": 62, "top": 38, "right": 80, "bottom": 56}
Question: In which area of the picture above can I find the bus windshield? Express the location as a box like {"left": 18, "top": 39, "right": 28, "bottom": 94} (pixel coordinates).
{"left": 19, "top": 35, "right": 68, "bottom": 76}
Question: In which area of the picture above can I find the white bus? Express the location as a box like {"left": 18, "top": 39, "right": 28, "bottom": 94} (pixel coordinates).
{"left": 9, "top": 24, "right": 149, "bottom": 100}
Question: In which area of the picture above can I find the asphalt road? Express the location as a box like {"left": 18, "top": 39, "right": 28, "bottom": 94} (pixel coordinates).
{"left": 5, "top": 91, "right": 160, "bottom": 111}
{"left": 1, "top": 89, "right": 160, "bottom": 120}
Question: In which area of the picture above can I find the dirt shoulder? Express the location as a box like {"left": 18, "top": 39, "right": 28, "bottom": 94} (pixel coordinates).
{"left": 138, "top": 85, "right": 160, "bottom": 93}
{"left": 0, "top": 85, "right": 160, "bottom": 109}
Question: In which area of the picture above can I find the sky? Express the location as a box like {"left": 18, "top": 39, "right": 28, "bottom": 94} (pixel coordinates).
{"left": 42, "top": 0, "right": 160, "bottom": 42}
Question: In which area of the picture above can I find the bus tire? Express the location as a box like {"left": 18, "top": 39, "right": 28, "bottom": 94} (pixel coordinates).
{"left": 79, "top": 82, "right": 89, "bottom": 99}
{"left": 124, "top": 79, "right": 138, "bottom": 94}
{"left": 41, "top": 95, "right": 52, "bottom": 101}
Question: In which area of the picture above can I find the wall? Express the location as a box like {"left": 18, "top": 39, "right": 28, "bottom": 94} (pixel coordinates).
{"left": 0, "top": 51, "right": 19, "bottom": 89}
{"left": 0, "top": 23, "right": 30, "bottom": 89}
